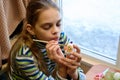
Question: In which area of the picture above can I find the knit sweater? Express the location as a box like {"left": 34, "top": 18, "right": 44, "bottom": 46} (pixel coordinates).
{"left": 9, "top": 32, "right": 86, "bottom": 80}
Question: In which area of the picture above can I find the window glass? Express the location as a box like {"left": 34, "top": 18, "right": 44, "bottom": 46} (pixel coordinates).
{"left": 62, "top": 0, "right": 120, "bottom": 63}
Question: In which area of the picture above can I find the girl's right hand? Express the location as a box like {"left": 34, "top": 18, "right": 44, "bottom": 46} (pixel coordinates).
{"left": 46, "top": 40, "right": 64, "bottom": 63}
{"left": 46, "top": 40, "right": 67, "bottom": 78}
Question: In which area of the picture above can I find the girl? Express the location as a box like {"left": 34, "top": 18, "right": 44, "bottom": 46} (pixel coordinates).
{"left": 8, "top": 0, "right": 86, "bottom": 80}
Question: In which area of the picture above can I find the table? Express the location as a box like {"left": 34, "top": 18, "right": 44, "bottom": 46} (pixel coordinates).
{"left": 86, "top": 64, "right": 120, "bottom": 80}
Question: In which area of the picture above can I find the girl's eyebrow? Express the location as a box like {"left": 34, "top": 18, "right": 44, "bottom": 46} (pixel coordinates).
{"left": 57, "top": 19, "right": 61, "bottom": 23}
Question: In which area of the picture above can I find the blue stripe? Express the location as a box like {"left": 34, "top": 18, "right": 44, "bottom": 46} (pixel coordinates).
{"left": 16, "top": 59, "right": 34, "bottom": 63}
{"left": 28, "top": 70, "right": 39, "bottom": 77}
{"left": 25, "top": 49, "right": 31, "bottom": 55}
{"left": 36, "top": 73, "right": 44, "bottom": 80}
{"left": 39, "top": 72, "right": 44, "bottom": 79}
{"left": 21, "top": 65, "right": 35, "bottom": 70}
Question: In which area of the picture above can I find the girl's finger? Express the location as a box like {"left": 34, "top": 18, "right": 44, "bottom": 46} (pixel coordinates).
{"left": 61, "top": 57, "right": 80, "bottom": 67}
{"left": 46, "top": 41, "right": 58, "bottom": 50}
{"left": 73, "top": 44, "right": 80, "bottom": 53}
{"left": 71, "top": 52, "right": 82, "bottom": 62}
{"left": 46, "top": 45, "right": 59, "bottom": 58}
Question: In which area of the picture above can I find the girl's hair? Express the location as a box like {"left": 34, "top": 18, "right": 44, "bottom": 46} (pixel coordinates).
{"left": 27, "top": 0, "right": 59, "bottom": 26}
{"left": 8, "top": 0, "right": 59, "bottom": 76}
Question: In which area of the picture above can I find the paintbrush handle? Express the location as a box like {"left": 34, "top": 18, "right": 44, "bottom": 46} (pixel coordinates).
{"left": 33, "top": 39, "right": 48, "bottom": 43}
{"left": 33, "top": 39, "right": 64, "bottom": 46}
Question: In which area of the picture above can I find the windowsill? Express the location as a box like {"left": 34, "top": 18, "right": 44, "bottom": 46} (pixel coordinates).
{"left": 82, "top": 54, "right": 99, "bottom": 66}
{"left": 81, "top": 53, "right": 120, "bottom": 70}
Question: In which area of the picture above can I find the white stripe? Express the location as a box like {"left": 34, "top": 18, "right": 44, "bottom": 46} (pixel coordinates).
{"left": 23, "top": 47, "right": 29, "bottom": 55}
{"left": 16, "top": 56, "right": 34, "bottom": 60}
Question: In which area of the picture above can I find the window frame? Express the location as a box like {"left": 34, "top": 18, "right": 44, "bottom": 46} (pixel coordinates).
{"left": 116, "top": 37, "right": 120, "bottom": 68}
{"left": 57, "top": 0, "right": 120, "bottom": 69}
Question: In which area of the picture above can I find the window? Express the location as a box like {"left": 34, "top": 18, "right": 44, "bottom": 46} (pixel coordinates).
{"left": 58, "top": 0, "right": 120, "bottom": 68}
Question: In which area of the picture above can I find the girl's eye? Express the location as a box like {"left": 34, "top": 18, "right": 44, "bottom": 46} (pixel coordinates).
{"left": 42, "top": 24, "right": 52, "bottom": 30}
{"left": 56, "top": 21, "right": 61, "bottom": 27}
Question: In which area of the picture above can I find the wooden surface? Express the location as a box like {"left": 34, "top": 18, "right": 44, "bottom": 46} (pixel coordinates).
{"left": 86, "top": 64, "right": 120, "bottom": 80}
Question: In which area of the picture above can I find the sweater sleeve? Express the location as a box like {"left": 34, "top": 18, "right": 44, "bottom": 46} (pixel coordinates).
{"left": 14, "top": 45, "right": 69, "bottom": 80}
{"left": 14, "top": 46, "right": 55, "bottom": 80}
{"left": 77, "top": 67, "right": 86, "bottom": 80}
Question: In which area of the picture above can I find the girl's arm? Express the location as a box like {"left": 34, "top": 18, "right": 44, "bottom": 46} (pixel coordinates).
{"left": 15, "top": 46, "right": 66, "bottom": 80}
{"left": 62, "top": 44, "right": 86, "bottom": 80}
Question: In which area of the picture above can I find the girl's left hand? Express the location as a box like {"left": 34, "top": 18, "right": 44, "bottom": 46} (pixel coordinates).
{"left": 62, "top": 44, "right": 82, "bottom": 80}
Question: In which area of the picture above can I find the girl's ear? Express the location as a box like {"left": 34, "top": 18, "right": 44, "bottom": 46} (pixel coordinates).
{"left": 26, "top": 24, "right": 35, "bottom": 35}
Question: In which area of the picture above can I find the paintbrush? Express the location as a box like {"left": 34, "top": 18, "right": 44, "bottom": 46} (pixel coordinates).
{"left": 33, "top": 39, "right": 49, "bottom": 43}
{"left": 33, "top": 39, "right": 64, "bottom": 46}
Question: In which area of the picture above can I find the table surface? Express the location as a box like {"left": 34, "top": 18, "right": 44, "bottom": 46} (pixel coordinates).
{"left": 86, "top": 64, "right": 120, "bottom": 80}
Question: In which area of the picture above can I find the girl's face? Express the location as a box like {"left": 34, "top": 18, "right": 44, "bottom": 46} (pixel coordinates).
{"left": 28, "top": 8, "right": 61, "bottom": 42}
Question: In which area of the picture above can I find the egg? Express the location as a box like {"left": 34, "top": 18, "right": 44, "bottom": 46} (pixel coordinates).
{"left": 64, "top": 43, "right": 74, "bottom": 54}
{"left": 113, "top": 72, "right": 120, "bottom": 80}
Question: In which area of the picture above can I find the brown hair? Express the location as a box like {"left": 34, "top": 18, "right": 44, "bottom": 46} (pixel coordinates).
{"left": 8, "top": 0, "right": 59, "bottom": 76}
{"left": 27, "top": 0, "right": 59, "bottom": 26}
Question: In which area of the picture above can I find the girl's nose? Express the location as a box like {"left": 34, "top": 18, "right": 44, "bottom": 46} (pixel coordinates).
{"left": 52, "top": 26, "right": 60, "bottom": 35}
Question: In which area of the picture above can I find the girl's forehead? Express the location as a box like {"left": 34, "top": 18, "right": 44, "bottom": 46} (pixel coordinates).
{"left": 37, "top": 8, "right": 60, "bottom": 23}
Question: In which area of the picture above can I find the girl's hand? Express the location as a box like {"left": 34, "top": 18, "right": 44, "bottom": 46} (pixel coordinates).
{"left": 46, "top": 40, "right": 64, "bottom": 63}
{"left": 46, "top": 40, "right": 67, "bottom": 78}
{"left": 62, "top": 44, "right": 82, "bottom": 80}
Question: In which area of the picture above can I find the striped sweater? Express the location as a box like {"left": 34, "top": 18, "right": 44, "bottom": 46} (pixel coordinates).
{"left": 9, "top": 32, "right": 86, "bottom": 80}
